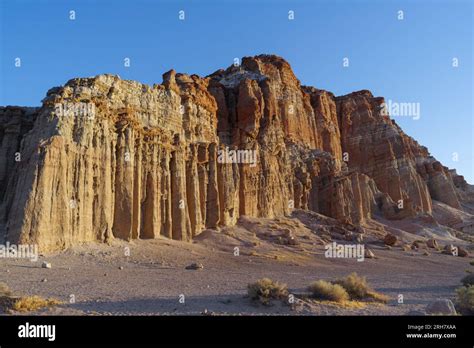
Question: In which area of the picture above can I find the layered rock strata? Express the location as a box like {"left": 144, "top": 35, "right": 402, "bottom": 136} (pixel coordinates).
{"left": 0, "top": 55, "right": 472, "bottom": 251}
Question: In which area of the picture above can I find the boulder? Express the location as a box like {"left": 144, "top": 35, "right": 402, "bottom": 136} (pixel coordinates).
{"left": 384, "top": 233, "right": 398, "bottom": 246}
{"left": 442, "top": 244, "right": 456, "bottom": 255}
{"left": 426, "top": 239, "right": 439, "bottom": 249}
{"left": 185, "top": 262, "right": 204, "bottom": 270}
{"left": 41, "top": 262, "right": 51, "bottom": 269}
{"left": 364, "top": 248, "right": 376, "bottom": 259}
{"left": 457, "top": 246, "right": 469, "bottom": 257}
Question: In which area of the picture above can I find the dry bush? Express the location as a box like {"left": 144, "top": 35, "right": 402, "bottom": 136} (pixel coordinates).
{"left": 461, "top": 273, "right": 474, "bottom": 286}
{"left": 247, "top": 278, "right": 288, "bottom": 305}
{"left": 333, "top": 273, "right": 390, "bottom": 303}
{"left": 333, "top": 273, "right": 370, "bottom": 299}
{"left": 308, "top": 280, "right": 349, "bottom": 303}
{"left": 0, "top": 282, "right": 12, "bottom": 297}
{"left": 12, "top": 296, "right": 62, "bottom": 313}
{"left": 455, "top": 285, "right": 474, "bottom": 315}
{"left": 365, "top": 290, "right": 390, "bottom": 303}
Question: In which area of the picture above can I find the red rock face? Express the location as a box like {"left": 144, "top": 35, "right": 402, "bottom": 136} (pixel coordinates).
{"left": 0, "top": 54, "right": 471, "bottom": 251}
{"left": 335, "top": 91, "right": 434, "bottom": 217}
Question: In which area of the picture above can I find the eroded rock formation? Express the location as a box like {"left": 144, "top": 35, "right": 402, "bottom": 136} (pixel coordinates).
{"left": 0, "top": 55, "right": 472, "bottom": 251}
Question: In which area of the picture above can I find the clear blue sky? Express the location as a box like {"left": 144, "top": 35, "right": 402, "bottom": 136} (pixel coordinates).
{"left": 1, "top": 0, "right": 472, "bottom": 183}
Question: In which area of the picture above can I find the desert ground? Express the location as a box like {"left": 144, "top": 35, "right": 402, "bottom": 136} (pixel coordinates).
{"left": 1, "top": 210, "right": 471, "bottom": 316}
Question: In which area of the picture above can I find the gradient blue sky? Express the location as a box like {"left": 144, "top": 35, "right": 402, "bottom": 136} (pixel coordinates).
{"left": 1, "top": 0, "right": 473, "bottom": 182}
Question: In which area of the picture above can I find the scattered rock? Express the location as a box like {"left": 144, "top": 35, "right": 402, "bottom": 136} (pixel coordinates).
{"left": 344, "top": 232, "right": 353, "bottom": 241}
{"left": 425, "top": 299, "right": 457, "bottom": 315}
{"left": 364, "top": 248, "right": 375, "bottom": 259}
{"left": 383, "top": 233, "right": 398, "bottom": 246}
{"left": 457, "top": 246, "right": 469, "bottom": 257}
{"left": 402, "top": 244, "right": 411, "bottom": 252}
{"left": 442, "top": 244, "right": 456, "bottom": 255}
{"left": 286, "top": 235, "right": 299, "bottom": 246}
{"left": 41, "top": 278, "right": 47, "bottom": 283}
{"left": 185, "top": 262, "right": 204, "bottom": 270}
{"left": 426, "top": 239, "right": 439, "bottom": 249}
{"left": 412, "top": 240, "right": 425, "bottom": 249}
{"left": 423, "top": 251, "right": 430, "bottom": 256}
{"left": 119, "top": 266, "right": 124, "bottom": 270}
{"left": 41, "top": 262, "right": 51, "bottom": 269}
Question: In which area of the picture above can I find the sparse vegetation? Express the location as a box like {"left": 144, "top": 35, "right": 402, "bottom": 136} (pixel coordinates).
{"left": 333, "top": 273, "right": 370, "bottom": 299}
{"left": 308, "top": 280, "right": 349, "bottom": 303}
{"left": 247, "top": 278, "right": 288, "bottom": 305}
{"left": 12, "top": 296, "right": 62, "bottom": 313}
{"left": 0, "top": 282, "right": 12, "bottom": 297}
{"left": 455, "top": 286, "right": 474, "bottom": 315}
{"left": 365, "top": 290, "right": 391, "bottom": 303}
{"left": 333, "top": 273, "right": 390, "bottom": 303}
{"left": 0, "top": 283, "right": 61, "bottom": 313}
{"left": 461, "top": 273, "right": 474, "bottom": 286}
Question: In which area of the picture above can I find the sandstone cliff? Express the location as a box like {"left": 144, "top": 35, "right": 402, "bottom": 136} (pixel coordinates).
{"left": 0, "top": 55, "right": 472, "bottom": 251}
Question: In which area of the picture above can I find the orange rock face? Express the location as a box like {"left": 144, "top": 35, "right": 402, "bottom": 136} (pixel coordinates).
{"left": 0, "top": 54, "right": 472, "bottom": 251}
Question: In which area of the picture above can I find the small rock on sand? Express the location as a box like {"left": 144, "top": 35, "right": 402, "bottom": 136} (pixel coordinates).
{"left": 457, "top": 246, "right": 469, "bottom": 257}
{"left": 384, "top": 233, "right": 397, "bottom": 246}
{"left": 185, "top": 262, "right": 204, "bottom": 270}
{"left": 364, "top": 249, "right": 375, "bottom": 259}
{"left": 41, "top": 262, "right": 51, "bottom": 269}
{"left": 426, "top": 239, "right": 439, "bottom": 249}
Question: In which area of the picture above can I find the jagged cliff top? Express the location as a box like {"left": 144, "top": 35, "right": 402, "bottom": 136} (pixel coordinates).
{"left": 0, "top": 55, "right": 378, "bottom": 109}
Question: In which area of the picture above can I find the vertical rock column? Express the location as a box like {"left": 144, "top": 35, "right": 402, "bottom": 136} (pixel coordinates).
{"left": 113, "top": 128, "right": 135, "bottom": 240}
{"left": 170, "top": 147, "right": 191, "bottom": 240}
{"left": 197, "top": 144, "right": 209, "bottom": 230}
{"left": 186, "top": 144, "right": 204, "bottom": 237}
{"left": 141, "top": 144, "right": 161, "bottom": 239}
{"left": 160, "top": 150, "right": 173, "bottom": 238}
{"left": 206, "top": 143, "right": 220, "bottom": 228}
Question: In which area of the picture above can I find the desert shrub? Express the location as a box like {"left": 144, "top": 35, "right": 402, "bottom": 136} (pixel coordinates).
{"left": 333, "top": 273, "right": 390, "bottom": 303}
{"left": 308, "top": 280, "right": 349, "bottom": 303}
{"left": 455, "top": 286, "right": 474, "bottom": 315}
{"left": 461, "top": 273, "right": 474, "bottom": 286}
{"left": 0, "top": 282, "right": 12, "bottom": 297}
{"left": 333, "top": 273, "right": 370, "bottom": 299}
{"left": 365, "top": 290, "right": 390, "bottom": 303}
{"left": 12, "top": 296, "right": 62, "bottom": 313}
{"left": 247, "top": 278, "right": 288, "bottom": 305}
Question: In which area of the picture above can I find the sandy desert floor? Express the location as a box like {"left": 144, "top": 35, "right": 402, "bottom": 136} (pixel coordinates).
{"left": 1, "top": 213, "right": 472, "bottom": 316}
